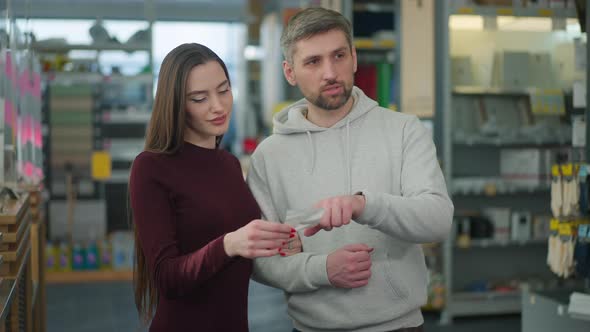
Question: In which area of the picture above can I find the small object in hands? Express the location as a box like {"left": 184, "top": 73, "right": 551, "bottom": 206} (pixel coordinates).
{"left": 285, "top": 207, "right": 324, "bottom": 232}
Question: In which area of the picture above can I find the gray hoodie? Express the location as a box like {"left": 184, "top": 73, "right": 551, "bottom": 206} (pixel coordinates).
{"left": 247, "top": 87, "right": 453, "bottom": 332}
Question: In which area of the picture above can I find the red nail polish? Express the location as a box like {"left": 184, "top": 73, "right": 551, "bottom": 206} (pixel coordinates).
{"left": 282, "top": 242, "right": 286, "bottom": 245}
{"left": 291, "top": 228, "right": 296, "bottom": 233}
{"left": 280, "top": 253, "right": 286, "bottom": 256}
{"left": 289, "top": 234, "right": 295, "bottom": 238}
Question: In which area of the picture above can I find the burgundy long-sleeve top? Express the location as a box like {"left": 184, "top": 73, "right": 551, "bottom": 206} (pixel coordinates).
{"left": 129, "top": 142, "right": 261, "bottom": 332}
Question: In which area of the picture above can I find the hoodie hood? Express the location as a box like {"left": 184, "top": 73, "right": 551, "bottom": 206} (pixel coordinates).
{"left": 272, "top": 86, "right": 379, "bottom": 135}
{"left": 270, "top": 86, "right": 379, "bottom": 192}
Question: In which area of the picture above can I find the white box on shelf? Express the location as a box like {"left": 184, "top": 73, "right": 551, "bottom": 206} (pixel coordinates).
{"left": 511, "top": 211, "right": 532, "bottom": 241}
{"left": 482, "top": 207, "right": 511, "bottom": 241}
{"left": 492, "top": 51, "right": 530, "bottom": 89}
{"left": 500, "top": 149, "right": 546, "bottom": 187}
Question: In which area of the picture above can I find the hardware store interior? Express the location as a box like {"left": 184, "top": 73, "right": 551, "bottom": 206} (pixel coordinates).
{"left": 0, "top": 0, "right": 590, "bottom": 331}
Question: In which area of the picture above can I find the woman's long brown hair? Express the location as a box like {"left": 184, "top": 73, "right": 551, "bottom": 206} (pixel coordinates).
{"left": 130, "top": 43, "right": 230, "bottom": 324}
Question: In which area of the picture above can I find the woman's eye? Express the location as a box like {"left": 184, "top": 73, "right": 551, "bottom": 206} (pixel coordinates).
{"left": 191, "top": 98, "right": 206, "bottom": 103}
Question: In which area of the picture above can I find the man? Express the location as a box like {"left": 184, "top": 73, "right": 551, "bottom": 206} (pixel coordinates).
{"left": 247, "top": 7, "right": 453, "bottom": 332}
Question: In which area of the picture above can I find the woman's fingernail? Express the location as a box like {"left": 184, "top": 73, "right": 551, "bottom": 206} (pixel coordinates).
{"left": 289, "top": 234, "right": 295, "bottom": 238}
{"left": 291, "top": 228, "right": 296, "bottom": 233}
{"left": 282, "top": 242, "right": 286, "bottom": 245}
{"left": 280, "top": 253, "right": 286, "bottom": 256}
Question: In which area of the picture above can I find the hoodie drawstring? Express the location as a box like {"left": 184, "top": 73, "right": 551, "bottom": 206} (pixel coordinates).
{"left": 306, "top": 120, "right": 352, "bottom": 192}
{"left": 346, "top": 119, "right": 351, "bottom": 194}
{"left": 306, "top": 131, "right": 316, "bottom": 174}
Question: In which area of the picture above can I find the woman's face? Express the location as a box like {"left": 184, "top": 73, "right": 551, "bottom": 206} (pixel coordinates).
{"left": 183, "top": 61, "right": 233, "bottom": 146}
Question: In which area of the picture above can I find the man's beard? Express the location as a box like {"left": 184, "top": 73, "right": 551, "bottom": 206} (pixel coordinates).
{"left": 309, "top": 82, "right": 352, "bottom": 111}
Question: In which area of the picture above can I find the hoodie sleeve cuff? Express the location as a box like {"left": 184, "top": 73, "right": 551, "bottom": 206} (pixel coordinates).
{"left": 307, "top": 254, "right": 331, "bottom": 287}
{"left": 355, "top": 190, "right": 381, "bottom": 227}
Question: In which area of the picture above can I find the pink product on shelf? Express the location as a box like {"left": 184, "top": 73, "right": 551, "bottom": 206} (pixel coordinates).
{"left": 22, "top": 115, "right": 32, "bottom": 145}
{"left": 34, "top": 122, "right": 42, "bottom": 148}
{"left": 23, "top": 161, "right": 34, "bottom": 178}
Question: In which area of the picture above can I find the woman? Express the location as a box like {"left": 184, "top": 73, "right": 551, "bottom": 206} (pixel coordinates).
{"left": 129, "top": 43, "right": 295, "bottom": 331}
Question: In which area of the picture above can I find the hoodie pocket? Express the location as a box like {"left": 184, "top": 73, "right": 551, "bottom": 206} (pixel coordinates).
{"left": 378, "top": 252, "right": 409, "bottom": 300}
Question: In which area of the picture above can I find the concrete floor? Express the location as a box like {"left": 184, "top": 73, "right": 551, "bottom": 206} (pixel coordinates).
{"left": 47, "top": 281, "right": 520, "bottom": 332}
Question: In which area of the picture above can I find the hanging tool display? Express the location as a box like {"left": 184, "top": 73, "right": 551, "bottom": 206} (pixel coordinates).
{"left": 548, "top": 163, "right": 590, "bottom": 278}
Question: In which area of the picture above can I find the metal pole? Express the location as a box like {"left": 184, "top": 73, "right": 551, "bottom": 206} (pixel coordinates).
{"left": 436, "top": 0, "right": 453, "bottom": 326}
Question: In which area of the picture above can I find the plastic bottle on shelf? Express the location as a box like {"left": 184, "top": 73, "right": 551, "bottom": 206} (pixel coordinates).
{"left": 58, "top": 241, "right": 72, "bottom": 272}
{"left": 85, "top": 241, "right": 99, "bottom": 270}
{"left": 71, "top": 243, "right": 85, "bottom": 271}
{"left": 45, "top": 241, "right": 58, "bottom": 272}
{"left": 99, "top": 238, "right": 112, "bottom": 270}
{"left": 111, "top": 231, "right": 134, "bottom": 271}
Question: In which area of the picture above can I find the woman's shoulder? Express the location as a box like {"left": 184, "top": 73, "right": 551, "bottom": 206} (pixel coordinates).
{"left": 131, "top": 150, "right": 171, "bottom": 177}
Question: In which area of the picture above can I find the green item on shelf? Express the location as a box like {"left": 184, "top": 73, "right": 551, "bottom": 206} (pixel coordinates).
{"left": 45, "top": 241, "right": 58, "bottom": 272}
{"left": 58, "top": 242, "right": 72, "bottom": 272}
{"left": 377, "top": 62, "right": 393, "bottom": 108}
{"left": 100, "top": 239, "right": 113, "bottom": 270}
{"left": 50, "top": 111, "right": 92, "bottom": 125}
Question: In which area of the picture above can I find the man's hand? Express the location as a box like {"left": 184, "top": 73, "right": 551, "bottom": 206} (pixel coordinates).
{"left": 304, "top": 194, "right": 366, "bottom": 237}
{"left": 327, "top": 244, "right": 373, "bottom": 288}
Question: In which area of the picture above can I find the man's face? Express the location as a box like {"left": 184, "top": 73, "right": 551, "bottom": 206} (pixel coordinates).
{"left": 283, "top": 29, "right": 357, "bottom": 111}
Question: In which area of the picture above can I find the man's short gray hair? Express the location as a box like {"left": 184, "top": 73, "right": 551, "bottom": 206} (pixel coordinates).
{"left": 280, "top": 7, "right": 353, "bottom": 65}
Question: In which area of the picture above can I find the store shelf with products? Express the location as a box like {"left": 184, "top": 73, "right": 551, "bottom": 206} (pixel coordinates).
{"left": 352, "top": 0, "right": 398, "bottom": 110}
{"left": 35, "top": 34, "right": 153, "bottom": 237}
{"left": 435, "top": 0, "right": 587, "bottom": 324}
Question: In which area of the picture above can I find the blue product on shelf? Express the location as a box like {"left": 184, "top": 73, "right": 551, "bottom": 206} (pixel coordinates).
{"left": 85, "top": 241, "right": 99, "bottom": 270}
{"left": 72, "top": 243, "right": 86, "bottom": 270}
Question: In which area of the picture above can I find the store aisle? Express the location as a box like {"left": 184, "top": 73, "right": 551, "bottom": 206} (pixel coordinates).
{"left": 47, "top": 281, "right": 521, "bottom": 332}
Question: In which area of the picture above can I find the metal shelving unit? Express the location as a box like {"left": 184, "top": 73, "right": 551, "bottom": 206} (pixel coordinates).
{"left": 435, "top": 1, "right": 585, "bottom": 325}
{"left": 34, "top": 38, "right": 153, "bottom": 239}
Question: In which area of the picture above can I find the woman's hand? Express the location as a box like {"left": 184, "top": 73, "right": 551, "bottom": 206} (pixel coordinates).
{"left": 224, "top": 219, "right": 294, "bottom": 258}
{"left": 279, "top": 231, "right": 302, "bottom": 256}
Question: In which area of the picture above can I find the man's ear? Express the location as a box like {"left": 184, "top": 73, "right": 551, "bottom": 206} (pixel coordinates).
{"left": 352, "top": 46, "right": 358, "bottom": 74}
{"left": 283, "top": 60, "right": 297, "bottom": 86}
